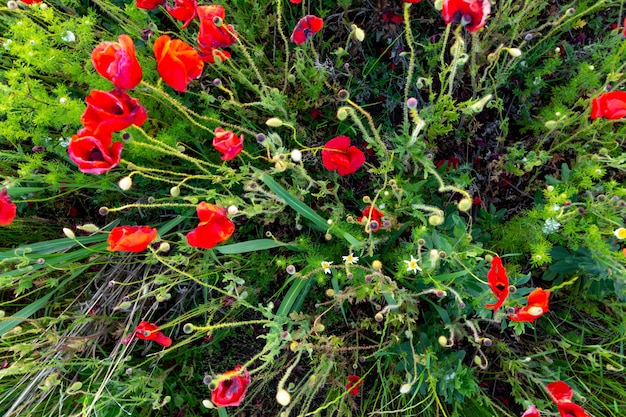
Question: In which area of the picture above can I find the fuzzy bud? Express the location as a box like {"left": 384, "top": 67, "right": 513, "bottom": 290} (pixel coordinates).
{"left": 400, "top": 383, "right": 413, "bottom": 394}
{"left": 337, "top": 107, "right": 349, "bottom": 120}
{"left": 351, "top": 24, "right": 365, "bottom": 42}
{"left": 290, "top": 149, "right": 302, "bottom": 162}
{"left": 227, "top": 205, "right": 238, "bottom": 215}
{"left": 507, "top": 48, "right": 522, "bottom": 57}
{"left": 374, "top": 312, "right": 384, "bottom": 322}
{"left": 170, "top": 186, "right": 180, "bottom": 197}
{"left": 428, "top": 215, "right": 444, "bottom": 226}
{"left": 457, "top": 198, "right": 472, "bottom": 212}
{"left": 266, "top": 117, "right": 284, "bottom": 128}
{"left": 118, "top": 176, "right": 132, "bottom": 191}
{"left": 438, "top": 336, "right": 448, "bottom": 347}
{"left": 158, "top": 242, "right": 171, "bottom": 253}
{"left": 372, "top": 260, "right": 382, "bottom": 271}
{"left": 63, "top": 228, "right": 75, "bottom": 239}
{"left": 276, "top": 389, "right": 291, "bottom": 406}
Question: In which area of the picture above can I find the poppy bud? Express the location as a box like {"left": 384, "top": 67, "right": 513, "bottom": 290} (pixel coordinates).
{"left": 290, "top": 149, "right": 302, "bottom": 162}
{"left": 63, "top": 228, "right": 76, "bottom": 239}
{"left": 428, "top": 214, "right": 444, "bottom": 226}
{"left": 372, "top": 260, "right": 382, "bottom": 271}
{"left": 438, "top": 336, "right": 448, "bottom": 346}
{"left": 400, "top": 383, "right": 413, "bottom": 394}
{"left": 507, "top": 48, "right": 522, "bottom": 57}
{"left": 266, "top": 117, "right": 284, "bottom": 127}
{"left": 374, "top": 312, "right": 384, "bottom": 322}
{"left": 457, "top": 198, "right": 472, "bottom": 212}
{"left": 118, "top": 176, "right": 132, "bottom": 190}
{"left": 170, "top": 186, "right": 180, "bottom": 197}
{"left": 351, "top": 24, "right": 365, "bottom": 42}
{"left": 276, "top": 388, "right": 291, "bottom": 406}
{"left": 337, "top": 107, "right": 348, "bottom": 120}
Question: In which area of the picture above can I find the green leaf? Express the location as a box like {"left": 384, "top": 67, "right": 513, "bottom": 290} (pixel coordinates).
{"left": 216, "top": 239, "right": 296, "bottom": 254}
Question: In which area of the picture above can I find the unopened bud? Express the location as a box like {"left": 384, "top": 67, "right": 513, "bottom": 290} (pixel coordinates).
{"left": 276, "top": 388, "right": 291, "bottom": 406}
{"left": 158, "top": 242, "right": 170, "bottom": 253}
{"left": 337, "top": 107, "right": 348, "bottom": 120}
{"left": 438, "top": 336, "right": 448, "bottom": 347}
{"left": 63, "top": 228, "right": 75, "bottom": 239}
{"left": 374, "top": 312, "right": 384, "bottom": 322}
{"left": 507, "top": 48, "right": 522, "bottom": 57}
{"left": 266, "top": 117, "right": 284, "bottom": 128}
{"left": 227, "top": 205, "right": 238, "bottom": 215}
{"left": 170, "top": 186, "right": 180, "bottom": 197}
{"left": 400, "top": 383, "right": 413, "bottom": 394}
{"left": 290, "top": 149, "right": 302, "bottom": 162}
{"left": 372, "top": 260, "right": 382, "bottom": 271}
{"left": 351, "top": 24, "right": 365, "bottom": 42}
{"left": 457, "top": 198, "right": 472, "bottom": 212}
{"left": 118, "top": 176, "right": 132, "bottom": 190}
{"left": 428, "top": 215, "right": 444, "bottom": 226}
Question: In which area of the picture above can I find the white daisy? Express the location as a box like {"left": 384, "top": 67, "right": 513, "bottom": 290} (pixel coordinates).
{"left": 321, "top": 261, "right": 333, "bottom": 274}
{"left": 404, "top": 255, "right": 422, "bottom": 274}
{"left": 342, "top": 253, "right": 359, "bottom": 264}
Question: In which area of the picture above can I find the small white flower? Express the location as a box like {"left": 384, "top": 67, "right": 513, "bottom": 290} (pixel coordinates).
{"left": 342, "top": 253, "right": 359, "bottom": 264}
{"left": 542, "top": 218, "right": 561, "bottom": 235}
{"left": 321, "top": 261, "right": 333, "bottom": 274}
{"left": 614, "top": 227, "right": 626, "bottom": 240}
{"left": 404, "top": 255, "right": 422, "bottom": 274}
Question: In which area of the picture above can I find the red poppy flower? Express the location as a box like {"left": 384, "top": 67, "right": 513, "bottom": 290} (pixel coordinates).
{"left": 522, "top": 405, "right": 540, "bottom": 417}
{"left": 20, "top": 0, "right": 41, "bottom": 4}
{"left": 153, "top": 35, "right": 204, "bottom": 92}
{"left": 0, "top": 189, "right": 17, "bottom": 226}
{"left": 291, "top": 15, "right": 324, "bottom": 45}
{"left": 485, "top": 255, "right": 509, "bottom": 312}
{"left": 546, "top": 381, "right": 574, "bottom": 403}
{"left": 358, "top": 206, "right": 384, "bottom": 231}
{"left": 321, "top": 136, "right": 366, "bottom": 176}
{"left": 382, "top": 10, "right": 403, "bottom": 24}
{"left": 346, "top": 375, "right": 362, "bottom": 395}
{"left": 186, "top": 202, "right": 235, "bottom": 249}
{"left": 211, "top": 365, "right": 251, "bottom": 407}
{"left": 136, "top": 0, "right": 163, "bottom": 9}
{"left": 166, "top": 0, "right": 198, "bottom": 29}
{"left": 442, "top": 0, "right": 491, "bottom": 33}
{"left": 81, "top": 89, "right": 148, "bottom": 135}
{"left": 213, "top": 127, "right": 243, "bottom": 161}
{"left": 590, "top": 91, "right": 626, "bottom": 120}
{"left": 197, "top": 5, "right": 237, "bottom": 63}
{"left": 556, "top": 402, "right": 591, "bottom": 417}
{"left": 403, "top": 0, "right": 421, "bottom": 3}
{"left": 91, "top": 34, "right": 142, "bottom": 90}
{"left": 289, "top": 0, "right": 302, "bottom": 3}
{"left": 107, "top": 225, "right": 158, "bottom": 252}
{"left": 509, "top": 288, "right": 550, "bottom": 322}
{"left": 197, "top": 5, "right": 237, "bottom": 49}
{"left": 68, "top": 129, "right": 123, "bottom": 174}
{"left": 546, "top": 381, "right": 590, "bottom": 417}
{"left": 134, "top": 321, "right": 172, "bottom": 347}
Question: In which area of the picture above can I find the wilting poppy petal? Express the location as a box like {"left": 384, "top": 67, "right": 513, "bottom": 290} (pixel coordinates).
{"left": 213, "top": 127, "right": 243, "bottom": 160}
{"left": 346, "top": 375, "right": 363, "bottom": 395}
{"left": 0, "top": 189, "right": 17, "bottom": 226}
{"left": 590, "top": 91, "right": 626, "bottom": 120}
{"left": 321, "top": 136, "right": 366, "bottom": 176}
{"left": 211, "top": 365, "right": 251, "bottom": 407}
{"left": 166, "top": 0, "right": 198, "bottom": 28}
{"left": 68, "top": 129, "right": 123, "bottom": 174}
{"left": 442, "top": 0, "right": 491, "bottom": 33}
{"left": 134, "top": 321, "right": 172, "bottom": 347}
{"left": 81, "top": 89, "right": 148, "bottom": 135}
{"left": 186, "top": 202, "right": 235, "bottom": 249}
{"left": 291, "top": 15, "right": 324, "bottom": 45}
{"left": 546, "top": 381, "right": 574, "bottom": 403}
{"left": 522, "top": 405, "right": 540, "bottom": 417}
{"left": 485, "top": 255, "right": 509, "bottom": 312}
{"left": 136, "top": 0, "right": 163, "bottom": 9}
{"left": 107, "top": 225, "right": 158, "bottom": 252}
{"left": 154, "top": 35, "right": 204, "bottom": 92}
{"left": 509, "top": 288, "right": 550, "bottom": 322}
{"left": 91, "top": 34, "right": 143, "bottom": 90}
